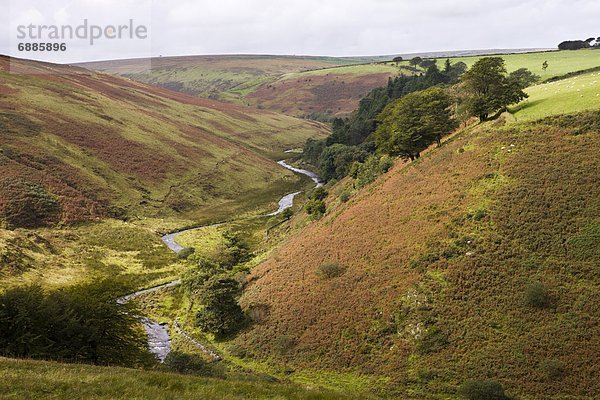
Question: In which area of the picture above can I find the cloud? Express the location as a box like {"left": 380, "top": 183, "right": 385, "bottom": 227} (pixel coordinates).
{"left": 1, "top": 0, "right": 598, "bottom": 62}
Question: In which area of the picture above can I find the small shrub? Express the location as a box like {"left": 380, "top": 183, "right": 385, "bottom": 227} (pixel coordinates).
{"left": 379, "top": 155, "right": 394, "bottom": 172}
{"left": 274, "top": 335, "right": 296, "bottom": 356}
{"left": 540, "top": 359, "right": 565, "bottom": 380}
{"left": 163, "top": 351, "right": 222, "bottom": 377}
{"left": 280, "top": 208, "right": 293, "bottom": 220}
{"left": 524, "top": 281, "right": 552, "bottom": 308}
{"left": 459, "top": 380, "right": 510, "bottom": 400}
{"left": 177, "top": 247, "right": 195, "bottom": 260}
{"left": 351, "top": 155, "right": 394, "bottom": 189}
{"left": 317, "top": 262, "right": 345, "bottom": 279}
{"left": 339, "top": 191, "right": 350, "bottom": 203}
{"left": 417, "top": 326, "right": 449, "bottom": 354}
{"left": 306, "top": 199, "right": 326, "bottom": 218}
{"left": 469, "top": 208, "right": 487, "bottom": 221}
{"left": 310, "top": 187, "right": 328, "bottom": 201}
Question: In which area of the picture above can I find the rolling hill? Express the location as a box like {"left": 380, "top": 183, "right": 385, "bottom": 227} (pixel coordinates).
{"left": 77, "top": 54, "right": 394, "bottom": 119}
{"left": 77, "top": 55, "right": 365, "bottom": 105}
{"left": 0, "top": 55, "right": 328, "bottom": 229}
{"left": 232, "top": 110, "right": 600, "bottom": 399}
{"left": 246, "top": 63, "right": 403, "bottom": 119}
{"left": 79, "top": 50, "right": 600, "bottom": 121}
{"left": 512, "top": 69, "right": 600, "bottom": 120}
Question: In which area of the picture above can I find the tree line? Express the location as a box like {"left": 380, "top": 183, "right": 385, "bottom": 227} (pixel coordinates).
{"left": 558, "top": 37, "right": 600, "bottom": 50}
{"left": 304, "top": 57, "right": 534, "bottom": 183}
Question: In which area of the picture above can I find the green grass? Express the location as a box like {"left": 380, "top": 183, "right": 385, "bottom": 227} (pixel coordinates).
{"left": 177, "top": 225, "right": 225, "bottom": 248}
{"left": 281, "top": 63, "right": 404, "bottom": 79}
{"left": 288, "top": 49, "right": 600, "bottom": 83}
{"left": 511, "top": 71, "right": 600, "bottom": 121}
{"left": 0, "top": 357, "right": 360, "bottom": 400}
{"left": 0, "top": 220, "right": 181, "bottom": 290}
{"left": 442, "top": 49, "right": 600, "bottom": 81}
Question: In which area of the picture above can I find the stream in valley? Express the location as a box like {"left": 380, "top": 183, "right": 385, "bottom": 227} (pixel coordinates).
{"left": 121, "top": 158, "right": 322, "bottom": 361}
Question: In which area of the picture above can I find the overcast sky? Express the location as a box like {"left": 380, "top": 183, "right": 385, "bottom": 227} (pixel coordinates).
{"left": 1, "top": 0, "right": 598, "bottom": 63}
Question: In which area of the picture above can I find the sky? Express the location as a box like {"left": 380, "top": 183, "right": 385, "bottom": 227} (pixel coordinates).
{"left": 1, "top": 0, "right": 599, "bottom": 63}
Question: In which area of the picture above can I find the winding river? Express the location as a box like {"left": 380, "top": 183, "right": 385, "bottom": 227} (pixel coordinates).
{"left": 120, "top": 158, "right": 322, "bottom": 361}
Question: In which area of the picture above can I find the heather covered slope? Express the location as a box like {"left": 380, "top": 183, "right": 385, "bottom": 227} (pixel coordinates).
{"left": 246, "top": 63, "right": 401, "bottom": 118}
{"left": 234, "top": 112, "right": 600, "bottom": 398}
{"left": 77, "top": 55, "right": 364, "bottom": 104}
{"left": 0, "top": 56, "right": 328, "bottom": 227}
{"left": 78, "top": 54, "right": 394, "bottom": 119}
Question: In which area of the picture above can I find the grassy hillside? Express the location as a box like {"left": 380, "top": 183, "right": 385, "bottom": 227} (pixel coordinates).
{"left": 247, "top": 63, "right": 404, "bottom": 119}
{"left": 512, "top": 70, "right": 600, "bottom": 121}
{"left": 79, "top": 55, "right": 397, "bottom": 119}
{"left": 0, "top": 357, "right": 360, "bottom": 400}
{"left": 232, "top": 111, "right": 600, "bottom": 399}
{"left": 78, "top": 55, "right": 364, "bottom": 104}
{"left": 443, "top": 49, "right": 600, "bottom": 81}
{"left": 0, "top": 56, "right": 328, "bottom": 228}
{"left": 0, "top": 219, "right": 184, "bottom": 290}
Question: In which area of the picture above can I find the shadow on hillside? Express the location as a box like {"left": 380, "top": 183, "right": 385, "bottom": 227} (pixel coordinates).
{"left": 510, "top": 99, "right": 546, "bottom": 114}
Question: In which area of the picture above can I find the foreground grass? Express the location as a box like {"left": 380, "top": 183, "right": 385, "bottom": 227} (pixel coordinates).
{"left": 0, "top": 357, "right": 359, "bottom": 400}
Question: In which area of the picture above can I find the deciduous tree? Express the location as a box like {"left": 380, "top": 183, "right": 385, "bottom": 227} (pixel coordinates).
{"left": 375, "top": 87, "right": 456, "bottom": 160}
{"left": 196, "top": 275, "right": 244, "bottom": 337}
{"left": 462, "top": 57, "right": 528, "bottom": 121}
{"left": 409, "top": 56, "right": 423, "bottom": 67}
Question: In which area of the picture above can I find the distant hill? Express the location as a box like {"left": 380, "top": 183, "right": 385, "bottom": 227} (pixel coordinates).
{"left": 358, "top": 47, "right": 556, "bottom": 62}
{"left": 76, "top": 49, "right": 597, "bottom": 120}
{"left": 76, "top": 55, "right": 365, "bottom": 104}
